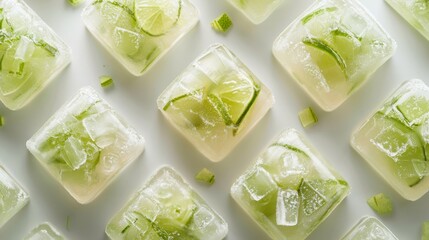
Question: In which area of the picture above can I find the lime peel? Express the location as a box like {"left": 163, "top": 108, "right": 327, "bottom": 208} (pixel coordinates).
{"left": 99, "top": 75, "right": 114, "bottom": 88}
{"left": 195, "top": 168, "right": 215, "bottom": 185}
{"left": 367, "top": 193, "right": 393, "bottom": 215}
{"left": 301, "top": 7, "right": 337, "bottom": 24}
{"left": 211, "top": 13, "right": 233, "bottom": 33}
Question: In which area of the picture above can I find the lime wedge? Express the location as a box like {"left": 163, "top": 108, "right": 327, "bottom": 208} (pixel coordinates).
{"left": 396, "top": 94, "right": 429, "bottom": 126}
{"left": 134, "top": 0, "right": 182, "bottom": 36}
{"left": 303, "top": 37, "right": 347, "bottom": 79}
{"left": 371, "top": 112, "right": 426, "bottom": 186}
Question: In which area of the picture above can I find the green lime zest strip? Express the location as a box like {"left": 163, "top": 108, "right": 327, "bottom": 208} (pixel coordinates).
{"left": 270, "top": 142, "right": 310, "bottom": 158}
{"left": 303, "top": 37, "right": 347, "bottom": 77}
{"left": 235, "top": 84, "right": 260, "bottom": 129}
{"left": 299, "top": 107, "right": 318, "bottom": 128}
{"left": 195, "top": 168, "right": 215, "bottom": 184}
{"left": 331, "top": 27, "right": 362, "bottom": 42}
{"left": 211, "top": 13, "right": 233, "bottom": 33}
{"left": 34, "top": 39, "right": 59, "bottom": 57}
{"left": 367, "top": 193, "right": 393, "bottom": 215}
{"left": 162, "top": 89, "right": 204, "bottom": 111}
{"left": 301, "top": 7, "right": 337, "bottom": 24}
{"left": 99, "top": 75, "right": 114, "bottom": 88}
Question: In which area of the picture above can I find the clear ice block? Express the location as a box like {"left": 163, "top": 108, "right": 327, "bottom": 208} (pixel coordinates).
{"left": 81, "top": 0, "right": 199, "bottom": 76}
{"left": 157, "top": 43, "right": 274, "bottom": 162}
{"left": 385, "top": 0, "right": 429, "bottom": 41}
{"left": 0, "top": 0, "right": 71, "bottom": 110}
{"left": 26, "top": 87, "right": 145, "bottom": 204}
{"left": 351, "top": 79, "right": 429, "bottom": 201}
{"left": 272, "top": 0, "right": 396, "bottom": 111}
{"left": 341, "top": 216, "right": 398, "bottom": 240}
{"left": 105, "top": 166, "right": 228, "bottom": 240}
{"left": 227, "top": 0, "right": 284, "bottom": 24}
{"left": 0, "top": 165, "right": 29, "bottom": 228}
{"left": 231, "top": 129, "right": 350, "bottom": 240}
{"left": 24, "top": 223, "right": 65, "bottom": 240}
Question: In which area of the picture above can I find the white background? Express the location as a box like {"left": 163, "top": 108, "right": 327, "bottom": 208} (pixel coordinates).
{"left": 0, "top": 0, "right": 428, "bottom": 239}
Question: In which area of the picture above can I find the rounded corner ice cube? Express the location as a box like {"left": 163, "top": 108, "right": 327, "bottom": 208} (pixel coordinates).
{"left": 26, "top": 86, "right": 145, "bottom": 204}
{"left": 340, "top": 216, "right": 398, "bottom": 240}
{"left": 157, "top": 43, "right": 275, "bottom": 162}
{"left": 385, "top": 0, "right": 429, "bottom": 42}
{"left": 231, "top": 128, "right": 350, "bottom": 240}
{"left": 24, "top": 222, "right": 65, "bottom": 240}
{"left": 0, "top": 0, "right": 71, "bottom": 111}
{"left": 105, "top": 165, "right": 228, "bottom": 240}
{"left": 0, "top": 165, "right": 30, "bottom": 228}
{"left": 351, "top": 79, "right": 429, "bottom": 201}
{"left": 81, "top": 0, "right": 199, "bottom": 76}
{"left": 272, "top": 0, "right": 396, "bottom": 111}
{"left": 227, "top": 0, "right": 285, "bottom": 24}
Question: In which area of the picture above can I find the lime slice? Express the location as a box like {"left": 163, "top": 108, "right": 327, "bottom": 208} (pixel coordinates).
{"left": 301, "top": 7, "right": 338, "bottom": 24}
{"left": 303, "top": 37, "right": 347, "bottom": 79}
{"left": 371, "top": 112, "right": 426, "bottom": 186}
{"left": 209, "top": 73, "right": 260, "bottom": 129}
{"left": 211, "top": 13, "right": 233, "bottom": 33}
{"left": 396, "top": 94, "right": 429, "bottom": 126}
{"left": 134, "top": 0, "right": 182, "bottom": 36}
{"left": 95, "top": 0, "right": 137, "bottom": 31}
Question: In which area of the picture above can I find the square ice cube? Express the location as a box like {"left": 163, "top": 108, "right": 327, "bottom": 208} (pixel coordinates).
{"left": 272, "top": 0, "right": 396, "bottom": 111}
{"left": 231, "top": 129, "right": 350, "bottom": 240}
{"left": 0, "top": 0, "right": 71, "bottom": 110}
{"left": 157, "top": 43, "right": 274, "bottom": 162}
{"left": 0, "top": 165, "right": 29, "bottom": 228}
{"left": 385, "top": 0, "right": 429, "bottom": 41}
{"left": 351, "top": 79, "right": 429, "bottom": 201}
{"left": 24, "top": 223, "right": 65, "bottom": 240}
{"left": 105, "top": 166, "right": 228, "bottom": 240}
{"left": 26, "top": 87, "right": 145, "bottom": 204}
{"left": 227, "top": 0, "right": 284, "bottom": 24}
{"left": 341, "top": 216, "right": 398, "bottom": 240}
{"left": 81, "top": 0, "right": 199, "bottom": 76}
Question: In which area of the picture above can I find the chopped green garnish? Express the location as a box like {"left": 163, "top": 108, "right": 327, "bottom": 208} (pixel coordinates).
{"left": 0, "top": 116, "right": 4, "bottom": 127}
{"left": 99, "top": 75, "right": 114, "bottom": 88}
{"left": 299, "top": 107, "right": 318, "bottom": 128}
{"left": 422, "top": 221, "right": 429, "bottom": 240}
{"left": 367, "top": 193, "right": 393, "bottom": 215}
{"left": 66, "top": 216, "right": 71, "bottom": 230}
{"left": 67, "top": 0, "right": 85, "bottom": 6}
{"left": 195, "top": 168, "right": 215, "bottom": 184}
{"left": 211, "top": 13, "right": 233, "bottom": 33}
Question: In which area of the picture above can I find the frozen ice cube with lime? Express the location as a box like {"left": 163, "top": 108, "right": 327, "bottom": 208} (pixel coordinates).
{"left": 231, "top": 129, "right": 350, "bottom": 240}
{"left": 82, "top": 0, "right": 199, "bottom": 76}
{"left": 227, "top": 0, "right": 284, "bottom": 24}
{"left": 0, "top": 165, "right": 29, "bottom": 228}
{"left": 26, "top": 87, "right": 145, "bottom": 204}
{"left": 272, "top": 0, "right": 396, "bottom": 111}
{"left": 105, "top": 166, "right": 228, "bottom": 240}
{"left": 341, "top": 216, "right": 398, "bottom": 240}
{"left": 0, "top": 0, "right": 71, "bottom": 110}
{"left": 24, "top": 223, "right": 65, "bottom": 240}
{"left": 352, "top": 79, "right": 429, "bottom": 201}
{"left": 157, "top": 43, "right": 274, "bottom": 162}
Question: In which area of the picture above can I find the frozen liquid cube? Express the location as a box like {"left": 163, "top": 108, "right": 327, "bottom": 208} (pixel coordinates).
{"left": 351, "top": 79, "right": 429, "bottom": 201}
{"left": 105, "top": 166, "right": 228, "bottom": 240}
{"left": 231, "top": 128, "right": 350, "bottom": 240}
{"left": 385, "top": 0, "right": 429, "bottom": 41}
{"left": 272, "top": 0, "right": 396, "bottom": 111}
{"left": 0, "top": 0, "right": 71, "bottom": 110}
{"left": 24, "top": 223, "right": 65, "bottom": 240}
{"left": 26, "top": 87, "right": 145, "bottom": 204}
{"left": 341, "top": 216, "right": 398, "bottom": 240}
{"left": 157, "top": 43, "right": 274, "bottom": 162}
{"left": 0, "top": 165, "right": 29, "bottom": 228}
{"left": 227, "top": 0, "right": 284, "bottom": 24}
{"left": 82, "top": 0, "right": 199, "bottom": 76}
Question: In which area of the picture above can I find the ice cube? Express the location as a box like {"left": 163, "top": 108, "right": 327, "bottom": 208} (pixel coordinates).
{"left": 276, "top": 189, "right": 299, "bottom": 226}
{"left": 0, "top": 165, "right": 29, "bottom": 228}
{"left": 24, "top": 223, "right": 65, "bottom": 240}
{"left": 105, "top": 166, "right": 228, "bottom": 239}
{"left": 227, "top": 0, "right": 285, "bottom": 24}
{"left": 27, "top": 87, "right": 145, "bottom": 204}
{"left": 351, "top": 79, "right": 429, "bottom": 200}
{"left": 341, "top": 216, "right": 398, "bottom": 240}
{"left": 243, "top": 167, "right": 277, "bottom": 202}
